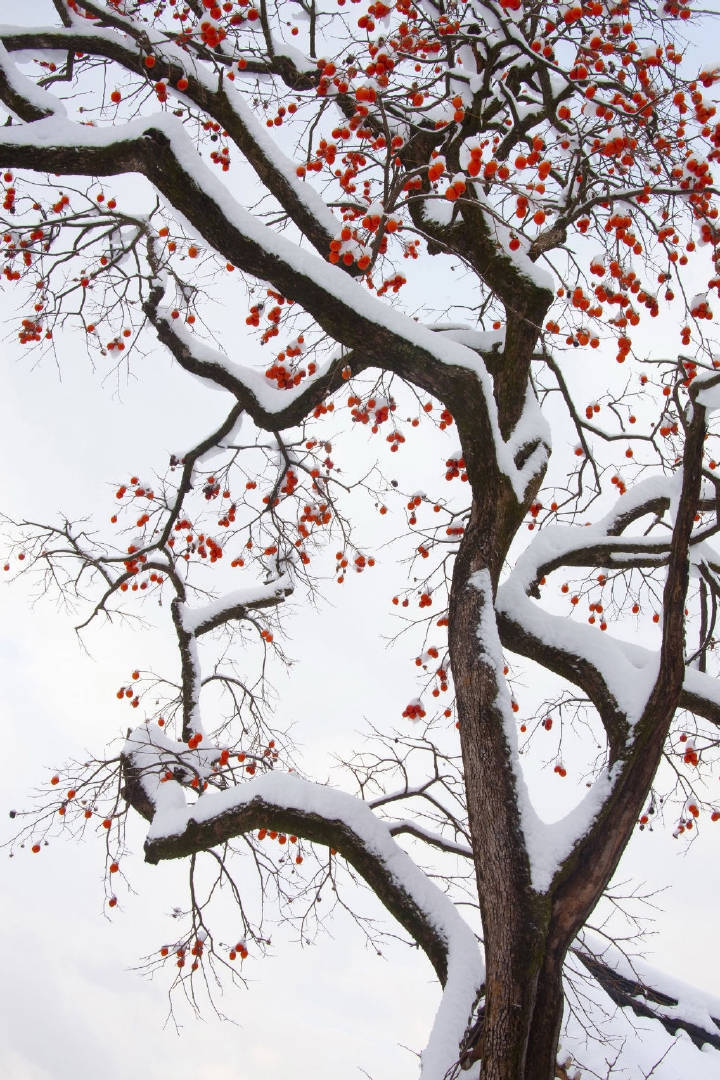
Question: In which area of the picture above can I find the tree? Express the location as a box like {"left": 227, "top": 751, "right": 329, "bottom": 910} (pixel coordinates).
{"left": 2, "top": 1, "right": 720, "bottom": 1077}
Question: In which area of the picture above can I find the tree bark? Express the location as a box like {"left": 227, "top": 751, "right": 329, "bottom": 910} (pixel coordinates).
{"left": 450, "top": 403, "right": 706, "bottom": 1078}
{"left": 522, "top": 950, "right": 567, "bottom": 1080}
{"left": 450, "top": 491, "right": 550, "bottom": 1079}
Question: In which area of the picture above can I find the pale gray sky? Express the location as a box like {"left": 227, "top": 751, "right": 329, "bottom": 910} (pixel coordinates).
{"left": 2, "top": 3, "right": 720, "bottom": 1077}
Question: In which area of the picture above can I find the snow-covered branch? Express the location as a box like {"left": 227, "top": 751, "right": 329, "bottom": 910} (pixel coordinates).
{"left": 572, "top": 937, "right": 720, "bottom": 1052}
{"left": 387, "top": 820, "right": 473, "bottom": 859}
{"left": 180, "top": 577, "right": 293, "bottom": 637}
{"left": 123, "top": 727, "right": 484, "bottom": 1080}
{"left": 0, "top": 21, "right": 337, "bottom": 255}
{"left": 498, "top": 449, "right": 719, "bottom": 751}
{"left": 0, "top": 105, "right": 548, "bottom": 501}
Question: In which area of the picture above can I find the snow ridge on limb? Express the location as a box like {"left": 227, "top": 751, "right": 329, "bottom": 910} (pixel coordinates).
{"left": 167, "top": 571, "right": 293, "bottom": 742}
{"left": 0, "top": 103, "right": 542, "bottom": 502}
{"left": 497, "top": 450, "right": 720, "bottom": 733}
{"left": 471, "top": 567, "right": 616, "bottom": 894}
{"left": 144, "top": 292, "right": 350, "bottom": 426}
{"left": 571, "top": 933, "right": 720, "bottom": 1052}
{"left": 122, "top": 729, "right": 484, "bottom": 1080}
{"left": 180, "top": 575, "right": 293, "bottom": 637}
{"left": 145, "top": 282, "right": 550, "bottom": 502}
{"left": 497, "top": 402, "right": 707, "bottom": 906}
{"left": 0, "top": 41, "right": 65, "bottom": 122}
{"left": 497, "top": 520, "right": 664, "bottom": 732}
{"left": 0, "top": 11, "right": 337, "bottom": 254}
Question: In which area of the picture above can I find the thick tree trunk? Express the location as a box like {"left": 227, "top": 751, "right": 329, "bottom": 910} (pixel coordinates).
{"left": 479, "top": 936, "right": 545, "bottom": 1080}
{"left": 461, "top": 930, "right": 567, "bottom": 1080}
{"left": 449, "top": 492, "right": 557, "bottom": 1079}
{"left": 448, "top": 481, "right": 578, "bottom": 1080}
{"left": 449, "top": 404, "right": 705, "bottom": 1078}
{"left": 522, "top": 953, "right": 566, "bottom": 1080}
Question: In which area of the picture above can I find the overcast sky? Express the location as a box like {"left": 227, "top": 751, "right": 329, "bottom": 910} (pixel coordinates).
{"left": 2, "top": 306, "right": 720, "bottom": 1080}
{"left": 2, "top": 3, "right": 720, "bottom": 1079}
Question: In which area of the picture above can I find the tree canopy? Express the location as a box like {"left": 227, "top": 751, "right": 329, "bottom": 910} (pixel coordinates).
{"left": 2, "top": 2, "right": 720, "bottom": 1079}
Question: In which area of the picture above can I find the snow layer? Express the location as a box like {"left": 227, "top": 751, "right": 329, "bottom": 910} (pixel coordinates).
{"left": 471, "top": 569, "right": 619, "bottom": 892}
{"left": 128, "top": 726, "right": 484, "bottom": 1080}
{"left": 0, "top": 41, "right": 66, "bottom": 119}
{"left": 498, "top": 522, "right": 663, "bottom": 725}
{"left": 179, "top": 574, "right": 292, "bottom": 635}
{"left": 0, "top": 109, "right": 547, "bottom": 500}
{"left": 564, "top": 937, "right": 720, "bottom": 1078}
{"left": 580, "top": 934, "right": 720, "bottom": 1042}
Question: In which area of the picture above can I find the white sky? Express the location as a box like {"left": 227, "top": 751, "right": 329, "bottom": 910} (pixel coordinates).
{"left": 1, "top": 336, "right": 720, "bottom": 1079}
{"left": 0, "top": 325, "right": 442, "bottom": 1080}
{"left": 2, "top": 2, "right": 720, "bottom": 1078}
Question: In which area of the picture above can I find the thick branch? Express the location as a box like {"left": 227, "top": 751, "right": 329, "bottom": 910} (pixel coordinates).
{"left": 573, "top": 949, "right": 720, "bottom": 1052}
{"left": 121, "top": 739, "right": 485, "bottom": 1080}
{"left": 546, "top": 403, "right": 706, "bottom": 938}
{"left": 0, "top": 117, "right": 485, "bottom": 412}
{"left": 1, "top": 26, "right": 336, "bottom": 255}
{"left": 182, "top": 578, "right": 293, "bottom": 637}
{"left": 141, "top": 778, "right": 449, "bottom": 983}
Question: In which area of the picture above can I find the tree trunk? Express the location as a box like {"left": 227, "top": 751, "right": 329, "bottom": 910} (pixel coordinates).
{"left": 522, "top": 953, "right": 566, "bottom": 1080}
{"left": 463, "top": 929, "right": 567, "bottom": 1080}
{"left": 449, "top": 494, "right": 558, "bottom": 1079}
{"left": 449, "top": 484, "right": 575, "bottom": 1080}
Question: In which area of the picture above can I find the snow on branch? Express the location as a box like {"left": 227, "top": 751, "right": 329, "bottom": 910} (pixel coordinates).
{"left": 180, "top": 575, "right": 293, "bottom": 637}
{"left": 497, "top": 522, "right": 665, "bottom": 730}
{"left": 0, "top": 41, "right": 64, "bottom": 122}
{"left": 471, "top": 566, "right": 617, "bottom": 894}
{"left": 123, "top": 727, "right": 484, "bottom": 1080}
{"left": 0, "top": 108, "right": 544, "bottom": 501}
{"left": 498, "top": 439, "right": 718, "bottom": 738}
{"left": 144, "top": 289, "right": 356, "bottom": 427}
{"left": 1, "top": 15, "right": 338, "bottom": 254}
{"left": 572, "top": 935, "right": 720, "bottom": 1053}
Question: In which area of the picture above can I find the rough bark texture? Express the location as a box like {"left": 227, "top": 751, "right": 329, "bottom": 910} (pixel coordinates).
{"left": 446, "top": 404, "right": 706, "bottom": 1080}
